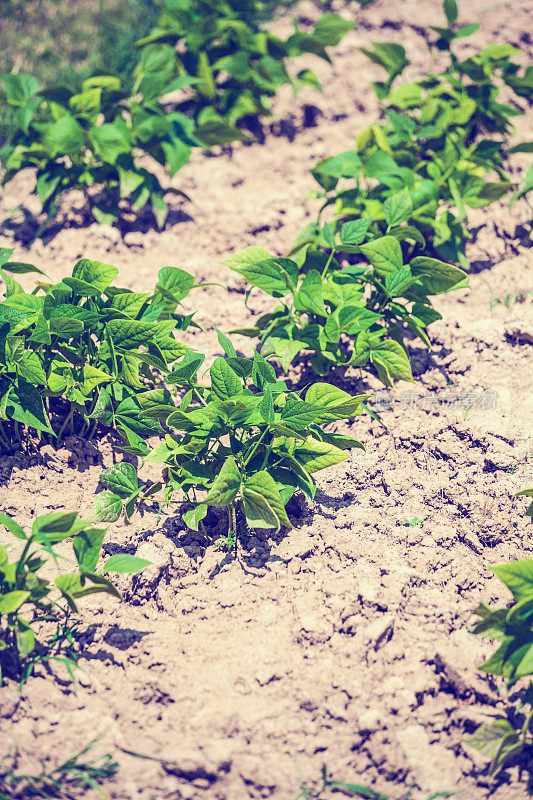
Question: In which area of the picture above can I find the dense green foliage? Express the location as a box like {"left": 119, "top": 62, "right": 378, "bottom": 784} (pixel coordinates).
{"left": 304, "top": 1, "right": 532, "bottom": 268}
{"left": 0, "top": 69, "right": 247, "bottom": 230}
{"left": 223, "top": 0, "right": 531, "bottom": 384}
{"left": 0, "top": 251, "right": 199, "bottom": 451}
{"left": 136, "top": 0, "right": 352, "bottom": 126}
{"left": 226, "top": 232, "right": 466, "bottom": 383}
{"left": 469, "top": 559, "right": 533, "bottom": 776}
{"left": 93, "top": 344, "right": 366, "bottom": 544}
{"left": 0, "top": 1, "right": 352, "bottom": 230}
{"left": 0, "top": 509, "right": 148, "bottom": 685}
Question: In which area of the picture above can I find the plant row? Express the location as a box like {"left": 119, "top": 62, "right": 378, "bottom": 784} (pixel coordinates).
{"left": 218, "top": 0, "right": 532, "bottom": 380}
{"left": 0, "top": 9, "right": 532, "bottom": 787}
{"left": 0, "top": 1, "right": 353, "bottom": 231}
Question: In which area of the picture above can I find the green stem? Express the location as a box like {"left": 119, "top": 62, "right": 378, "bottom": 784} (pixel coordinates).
{"left": 321, "top": 247, "right": 336, "bottom": 279}
{"left": 0, "top": 421, "right": 10, "bottom": 449}
{"left": 191, "top": 386, "right": 207, "bottom": 406}
{"left": 242, "top": 426, "right": 270, "bottom": 468}
{"left": 56, "top": 408, "right": 75, "bottom": 446}
{"left": 86, "top": 419, "right": 99, "bottom": 441}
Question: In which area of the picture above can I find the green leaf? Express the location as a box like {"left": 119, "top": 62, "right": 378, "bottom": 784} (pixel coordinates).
{"left": 297, "top": 69, "right": 322, "bottom": 91}
{"left": 385, "top": 268, "right": 418, "bottom": 297}
{"left": 210, "top": 358, "right": 241, "bottom": 401}
{"left": 508, "top": 142, "right": 533, "bottom": 154}
{"left": 1, "top": 73, "right": 39, "bottom": 106}
{"left": 305, "top": 383, "right": 366, "bottom": 421}
{"left": 81, "top": 365, "right": 113, "bottom": 395}
{"left": 49, "top": 317, "right": 84, "bottom": 338}
{"left": 410, "top": 256, "right": 467, "bottom": 294}
{"left": 491, "top": 560, "right": 533, "bottom": 602}
{"left": 43, "top": 114, "right": 84, "bottom": 158}
{"left": 223, "top": 247, "right": 271, "bottom": 271}
{"left": 103, "top": 554, "right": 150, "bottom": 573}
{"left": 100, "top": 463, "right": 138, "bottom": 497}
{"left": 227, "top": 257, "right": 296, "bottom": 297}
{"left": 266, "top": 337, "right": 302, "bottom": 372}
{"left": 341, "top": 218, "right": 372, "bottom": 246}
{"left": 0, "top": 512, "right": 26, "bottom": 539}
{"left": 241, "top": 489, "right": 279, "bottom": 531}
{"left": 281, "top": 397, "right": 320, "bottom": 429}
{"left": 205, "top": 457, "right": 241, "bottom": 506}
{"left": 294, "top": 438, "right": 349, "bottom": 473}
{"left": 443, "top": 0, "right": 458, "bottom": 25}
{"left": 161, "top": 138, "right": 192, "bottom": 177}
{"left": 297, "top": 269, "right": 327, "bottom": 316}
{"left": 106, "top": 319, "right": 159, "bottom": 348}
{"left": 243, "top": 470, "right": 291, "bottom": 529}
{"left": 92, "top": 491, "right": 124, "bottom": 523}
{"left": 32, "top": 511, "right": 86, "bottom": 541}
{"left": 384, "top": 187, "right": 413, "bottom": 227}
{"left": 468, "top": 719, "right": 521, "bottom": 776}
{"left": 183, "top": 503, "right": 208, "bottom": 531}
{"left": 313, "top": 13, "right": 353, "bottom": 46}
{"left": 0, "top": 590, "right": 30, "bottom": 614}
{"left": 91, "top": 118, "right": 132, "bottom": 164}
{"left": 195, "top": 120, "right": 251, "bottom": 146}
{"left": 18, "top": 351, "right": 47, "bottom": 385}
{"left": 215, "top": 328, "right": 236, "bottom": 358}
{"left": 6, "top": 381, "right": 53, "bottom": 434}
{"left": 259, "top": 384, "right": 275, "bottom": 423}
{"left": 63, "top": 259, "right": 119, "bottom": 297}
{"left": 360, "top": 236, "right": 403, "bottom": 275}
{"left": 16, "top": 624, "right": 35, "bottom": 658}
{"left": 1, "top": 260, "right": 46, "bottom": 276}
{"left": 73, "top": 527, "right": 107, "bottom": 572}
{"left": 371, "top": 339, "right": 413, "bottom": 386}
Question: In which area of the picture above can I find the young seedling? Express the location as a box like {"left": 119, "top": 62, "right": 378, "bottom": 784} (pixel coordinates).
{"left": 0, "top": 3, "right": 354, "bottom": 232}
{"left": 0, "top": 69, "right": 247, "bottom": 233}
{"left": 304, "top": 0, "right": 532, "bottom": 269}
{"left": 0, "top": 739, "right": 118, "bottom": 800}
{"left": 94, "top": 344, "right": 367, "bottom": 547}
{"left": 0, "top": 509, "right": 149, "bottom": 686}
{"left": 225, "top": 230, "right": 466, "bottom": 383}
{"left": 468, "top": 559, "right": 533, "bottom": 776}
{"left": 295, "top": 764, "right": 455, "bottom": 799}
{"left": 0, "top": 252, "right": 200, "bottom": 452}
{"left": 93, "top": 462, "right": 162, "bottom": 523}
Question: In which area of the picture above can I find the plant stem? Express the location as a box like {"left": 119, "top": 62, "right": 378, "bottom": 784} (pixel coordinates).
{"left": 56, "top": 408, "right": 75, "bottom": 445}
{"left": 321, "top": 247, "right": 336, "bottom": 278}
{"left": 86, "top": 419, "right": 99, "bottom": 441}
{"left": 0, "top": 421, "right": 10, "bottom": 449}
{"left": 242, "top": 426, "right": 269, "bottom": 467}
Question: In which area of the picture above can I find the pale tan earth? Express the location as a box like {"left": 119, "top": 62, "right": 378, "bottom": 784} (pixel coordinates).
{"left": 0, "top": 0, "right": 532, "bottom": 798}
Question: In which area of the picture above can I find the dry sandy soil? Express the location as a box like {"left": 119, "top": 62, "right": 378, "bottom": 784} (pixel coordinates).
{"left": 0, "top": 0, "right": 532, "bottom": 798}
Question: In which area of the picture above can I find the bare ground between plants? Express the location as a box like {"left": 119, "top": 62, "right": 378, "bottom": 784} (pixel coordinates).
{"left": 1, "top": 0, "right": 533, "bottom": 798}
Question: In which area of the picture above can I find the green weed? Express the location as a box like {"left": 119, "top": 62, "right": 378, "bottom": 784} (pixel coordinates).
{"left": 0, "top": 739, "right": 118, "bottom": 800}
{"left": 296, "top": 764, "right": 455, "bottom": 799}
